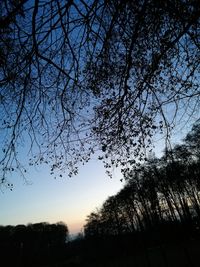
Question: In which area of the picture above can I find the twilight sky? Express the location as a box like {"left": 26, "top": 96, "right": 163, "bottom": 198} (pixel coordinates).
{"left": 0, "top": 116, "right": 197, "bottom": 235}
{"left": 0, "top": 158, "right": 125, "bottom": 235}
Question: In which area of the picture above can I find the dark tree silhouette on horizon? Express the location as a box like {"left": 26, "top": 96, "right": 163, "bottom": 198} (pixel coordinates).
{"left": 84, "top": 122, "right": 200, "bottom": 243}
{"left": 0, "top": 0, "right": 200, "bottom": 186}
{"left": 0, "top": 221, "right": 69, "bottom": 266}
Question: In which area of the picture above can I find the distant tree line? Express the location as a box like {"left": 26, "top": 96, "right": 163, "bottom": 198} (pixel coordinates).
{"left": 0, "top": 221, "right": 68, "bottom": 247}
{"left": 0, "top": 221, "right": 68, "bottom": 266}
{"left": 84, "top": 120, "right": 200, "bottom": 239}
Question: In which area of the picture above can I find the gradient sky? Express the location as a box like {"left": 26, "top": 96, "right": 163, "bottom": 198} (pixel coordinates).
{"left": 0, "top": 158, "right": 125, "bottom": 235}
{"left": 0, "top": 114, "right": 198, "bottom": 236}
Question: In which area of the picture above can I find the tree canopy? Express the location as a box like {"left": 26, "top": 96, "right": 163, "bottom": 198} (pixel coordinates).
{"left": 84, "top": 121, "right": 200, "bottom": 238}
{"left": 0, "top": 221, "right": 69, "bottom": 265}
{"left": 0, "top": 0, "right": 200, "bottom": 186}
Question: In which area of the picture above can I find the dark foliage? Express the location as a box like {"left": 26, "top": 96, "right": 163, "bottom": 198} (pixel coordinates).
{"left": 84, "top": 120, "right": 200, "bottom": 238}
{"left": 0, "top": 0, "right": 200, "bottom": 185}
{"left": 0, "top": 221, "right": 68, "bottom": 266}
{"left": 2, "top": 122, "right": 200, "bottom": 266}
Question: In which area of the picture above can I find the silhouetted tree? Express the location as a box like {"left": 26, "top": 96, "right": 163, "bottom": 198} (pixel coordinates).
{"left": 84, "top": 121, "right": 200, "bottom": 239}
{"left": 185, "top": 119, "right": 200, "bottom": 159}
{"left": 84, "top": 211, "right": 103, "bottom": 238}
{"left": 0, "top": 1, "right": 200, "bottom": 185}
{"left": 0, "top": 221, "right": 69, "bottom": 251}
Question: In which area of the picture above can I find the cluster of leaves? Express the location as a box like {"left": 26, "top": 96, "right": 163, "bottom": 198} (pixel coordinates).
{"left": 0, "top": 0, "right": 200, "bottom": 185}
{"left": 84, "top": 120, "right": 200, "bottom": 237}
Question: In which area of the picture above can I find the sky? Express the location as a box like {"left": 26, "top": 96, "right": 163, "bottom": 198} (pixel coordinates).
{"left": 1, "top": 106, "right": 199, "bottom": 237}
{"left": 0, "top": 114, "right": 198, "bottom": 236}
{"left": 0, "top": 158, "right": 125, "bottom": 235}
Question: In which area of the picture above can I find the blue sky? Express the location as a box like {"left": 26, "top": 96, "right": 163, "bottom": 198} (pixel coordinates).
{"left": 0, "top": 112, "right": 198, "bottom": 235}
{"left": 0, "top": 158, "right": 125, "bottom": 235}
